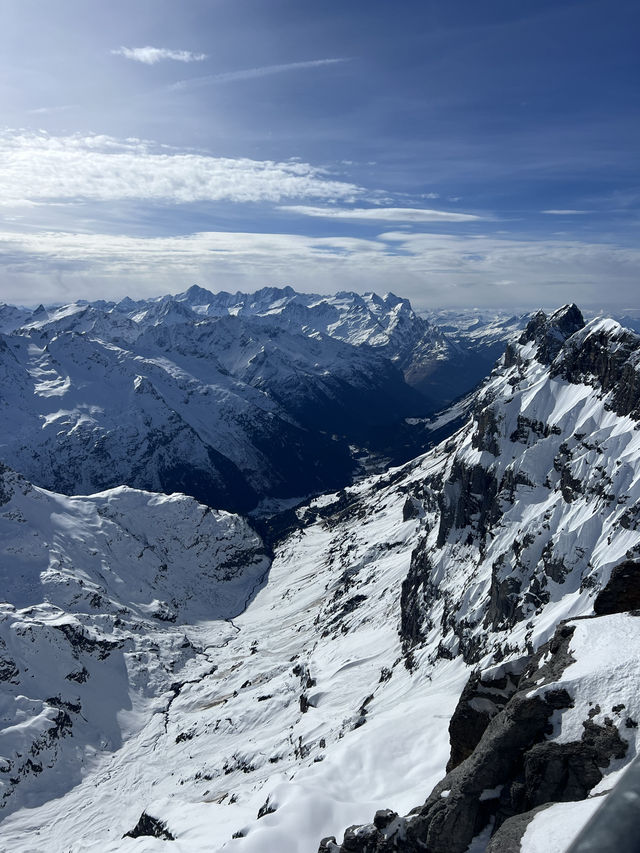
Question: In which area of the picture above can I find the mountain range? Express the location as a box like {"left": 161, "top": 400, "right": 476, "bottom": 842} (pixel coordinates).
{"left": 0, "top": 290, "right": 639, "bottom": 852}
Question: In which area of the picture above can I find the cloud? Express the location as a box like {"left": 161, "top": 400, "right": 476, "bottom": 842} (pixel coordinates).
{"left": 280, "top": 205, "right": 483, "bottom": 223}
{"left": 112, "top": 46, "right": 207, "bottom": 64}
{"left": 170, "top": 58, "right": 350, "bottom": 90}
{"left": 0, "top": 226, "right": 637, "bottom": 311}
{"left": 26, "top": 104, "right": 76, "bottom": 115}
{"left": 0, "top": 131, "right": 361, "bottom": 205}
{"left": 542, "top": 209, "right": 591, "bottom": 215}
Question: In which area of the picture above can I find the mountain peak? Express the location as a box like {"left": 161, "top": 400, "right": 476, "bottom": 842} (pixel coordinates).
{"left": 548, "top": 302, "right": 585, "bottom": 335}
{"left": 520, "top": 303, "right": 585, "bottom": 363}
{"left": 178, "top": 284, "right": 216, "bottom": 304}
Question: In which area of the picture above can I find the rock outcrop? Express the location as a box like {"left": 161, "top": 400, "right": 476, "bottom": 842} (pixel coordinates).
{"left": 321, "top": 620, "right": 630, "bottom": 853}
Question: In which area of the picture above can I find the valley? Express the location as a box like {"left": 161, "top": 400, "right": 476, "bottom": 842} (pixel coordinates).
{"left": 0, "top": 293, "right": 639, "bottom": 852}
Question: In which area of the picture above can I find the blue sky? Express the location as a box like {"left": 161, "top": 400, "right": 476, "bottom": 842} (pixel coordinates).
{"left": 0, "top": 0, "right": 638, "bottom": 309}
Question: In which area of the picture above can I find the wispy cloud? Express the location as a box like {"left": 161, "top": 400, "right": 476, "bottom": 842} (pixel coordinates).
{"left": 27, "top": 104, "right": 76, "bottom": 115}
{"left": 170, "top": 58, "right": 350, "bottom": 90}
{"left": 542, "top": 209, "right": 591, "bottom": 215}
{"left": 0, "top": 227, "right": 637, "bottom": 310}
{"left": 0, "top": 131, "right": 360, "bottom": 205}
{"left": 112, "top": 46, "right": 207, "bottom": 65}
{"left": 279, "top": 205, "right": 483, "bottom": 223}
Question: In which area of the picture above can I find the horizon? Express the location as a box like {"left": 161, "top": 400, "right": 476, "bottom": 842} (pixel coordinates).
{"left": 0, "top": 0, "right": 638, "bottom": 309}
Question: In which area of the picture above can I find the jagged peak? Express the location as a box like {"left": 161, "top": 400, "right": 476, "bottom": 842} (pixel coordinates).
{"left": 519, "top": 303, "right": 585, "bottom": 364}
{"left": 548, "top": 302, "right": 585, "bottom": 332}
{"left": 550, "top": 315, "right": 640, "bottom": 418}
{"left": 177, "top": 284, "right": 216, "bottom": 303}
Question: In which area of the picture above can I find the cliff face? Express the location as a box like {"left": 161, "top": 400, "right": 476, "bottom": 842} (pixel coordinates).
{"left": 321, "top": 307, "right": 640, "bottom": 852}
{"left": 397, "top": 307, "right": 640, "bottom": 669}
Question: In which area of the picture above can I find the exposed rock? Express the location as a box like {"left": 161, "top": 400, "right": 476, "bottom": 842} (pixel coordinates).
{"left": 594, "top": 561, "right": 640, "bottom": 615}
{"left": 402, "top": 496, "right": 420, "bottom": 521}
{"left": 436, "top": 461, "right": 500, "bottom": 547}
{"left": 0, "top": 656, "right": 19, "bottom": 682}
{"left": 53, "top": 623, "right": 122, "bottom": 660}
{"left": 552, "top": 324, "right": 640, "bottom": 419}
{"left": 509, "top": 414, "right": 560, "bottom": 445}
{"left": 373, "top": 810, "right": 398, "bottom": 830}
{"left": 486, "top": 571, "right": 523, "bottom": 631}
{"left": 520, "top": 304, "right": 585, "bottom": 365}
{"left": 123, "top": 812, "right": 175, "bottom": 840}
{"left": 519, "top": 718, "right": 627, "bottom": 810}
{"left": 447, "top": 662, "right": 525, "bottom": 771}
{"left": 485, "top": 804, "right": 553, "bottom": 853}
{"left": 324, "top": 623, "right": 627, "bottom": 853}
{"left": 399, "top": 538, "right": 439, "bottom": 660}
{"left": 257, "top": 796, "right": 277, "bottom": 819}
{"left": 472, "top": 405, "right": 501, "bottom": 456}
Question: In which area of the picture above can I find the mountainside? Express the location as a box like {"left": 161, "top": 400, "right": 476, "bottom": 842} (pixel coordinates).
{"left": 0, "top": 287, "right": 486, "bottom": 512}
{"left": 1, "top": 303, "right": 640, "bottom": 852}
{"left": 322, "top": 303, "right": 640, "bottom": 850}
{"left": 0, "top": 464, "right": 269, "bottom": 820}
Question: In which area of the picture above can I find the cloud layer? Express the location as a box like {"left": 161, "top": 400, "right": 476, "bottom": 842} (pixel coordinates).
{"left": 280, "top": 205, "right": 482, "bottom": 222}
{"left": 1, "top": 227, "right": 636, "bottom": 310}
{"left": 112, "top": 46, "right": 207, "bottom": 64}
{"left": 0, "top": 131, "right": 360, "bottom": 205}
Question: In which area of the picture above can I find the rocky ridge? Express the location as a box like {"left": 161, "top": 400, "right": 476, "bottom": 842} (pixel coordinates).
{"left": 321, "top": 305, "right": 640, "bottom": 851}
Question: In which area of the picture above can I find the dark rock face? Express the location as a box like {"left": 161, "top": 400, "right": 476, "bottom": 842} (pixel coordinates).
{"left": 402, "top": 496, "right": 420, "bottom": 521}
{"left": 552, "top": 325, "right": 640, "bottom": 419}
{"left": 399, "top": 539, "right": 439, "bottom": 661}
{"left": 486, "top": 571, "right": 523, "bottom": 631}
{"left": 520, "top": 304, "right": 585, "bottom": 365}
{"left": 257, "top": 797, "right": 277, "bottom": 819}
{"left": 124, "top": 812, "right": 175, "bottom": 840}
{"left": 436, "top": 461, "right": 500, "bottom": 548}
{"left": 485, "top": 804, "right": 553, "bottom": 853}
{"left": 522, "top": 718, "right": 627, "bottom": 808}
{"left": 322, "top": 622, "right": 629, "bottom": 853}
{"left": 594, "top": 561, "right": 640, "bottom": 615}
{"left": 472, "top": 405, "right": 501, "bottom": 456}
{"left": 446, "top": 663, "right": 525, "bottom": 772}
{"left": 509, "top": 414, "right": 560, "bottom": 445}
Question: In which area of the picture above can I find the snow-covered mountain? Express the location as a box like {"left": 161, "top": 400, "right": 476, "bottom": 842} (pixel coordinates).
{"left": 2, "top": 302, "right": 640, "bottom": 852}
{"left": 0, "top": 464, "right": 269, "bottom": 820}
{"left": 0, "top": 287, "right": 486, "bottom": 512}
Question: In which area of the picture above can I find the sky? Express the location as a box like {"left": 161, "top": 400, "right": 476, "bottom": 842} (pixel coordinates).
{"left": 0, "top": 0, "right": 638, "bottom": 310}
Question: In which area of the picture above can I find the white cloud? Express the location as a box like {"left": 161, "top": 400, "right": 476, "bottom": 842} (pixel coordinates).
{"left": 0, "top": 227, "right": 637, "bottom": 310}
{"left": 280, "top": 205, "right": 482, "bottom": 223}
{"left": 0, "top": 131, "right": 360, "bottom": 205}
{"left": 542, "top": 209, "right": 591, "bottom": 215}
{"left": 26, "top": 104, "right": 76, "bottom": 115}
{"left": 112, "top": 46, "right": 207, "bottom": 64}
{"left": 170, "top": 58, "right": 349, "bottom": 90}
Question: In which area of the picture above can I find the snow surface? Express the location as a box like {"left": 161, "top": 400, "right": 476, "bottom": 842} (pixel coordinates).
{"left": 0, "top": 464, "right": 468, "bottom": 852}
{"left": 1, "top": 303, "right": 640, "bottom": 851}
{"left": 521, "top": 798, "right": 602, "bottom": 853}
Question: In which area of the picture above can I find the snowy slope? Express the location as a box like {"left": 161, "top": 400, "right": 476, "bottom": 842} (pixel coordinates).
{"left": 1, "top": 303, "right": 640, "bottom": 852}
{"left": 0, "top": 288, "right": 462, "bottom": 511}
{"left": 0, "top": 464, "right": 269, "bottom": 820}
{"left": 322, "top": 305, "right": 640, "bottom": 851}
